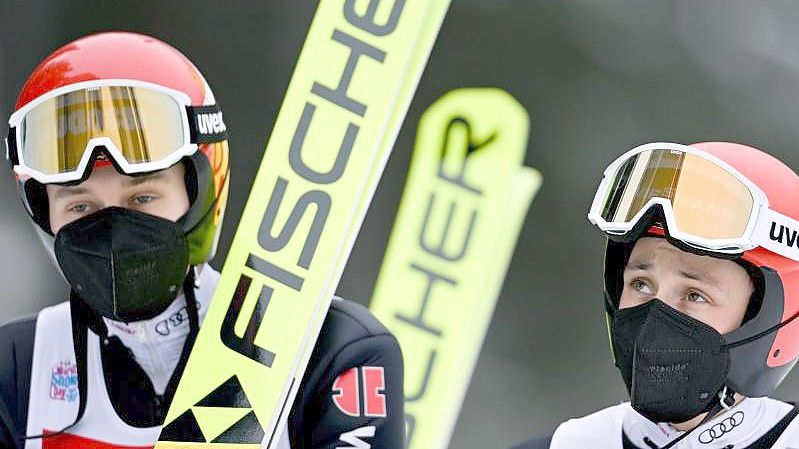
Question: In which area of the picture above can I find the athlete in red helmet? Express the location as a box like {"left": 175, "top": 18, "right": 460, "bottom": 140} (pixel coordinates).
{"left": 0, "top": 32, "right": 404, "bottom": 449}
{"left": 513, "top": 142, "right": 799, "bottom": 448}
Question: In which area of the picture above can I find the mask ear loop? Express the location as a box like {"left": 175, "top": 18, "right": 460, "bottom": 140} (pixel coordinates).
{"left": 641, "top": 387, "right": 737, "bottom": 449}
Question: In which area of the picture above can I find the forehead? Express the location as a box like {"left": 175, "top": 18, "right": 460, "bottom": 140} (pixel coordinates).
{"left": 627, "top": 237, "right": 749, "bottom": 283}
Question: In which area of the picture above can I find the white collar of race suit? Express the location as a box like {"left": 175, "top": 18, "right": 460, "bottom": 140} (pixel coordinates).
{"left": 622, "top": 397, "right": 793, "bottom": 448}
{"left": 102, "top": 264, "right": 220, "bottom": 395}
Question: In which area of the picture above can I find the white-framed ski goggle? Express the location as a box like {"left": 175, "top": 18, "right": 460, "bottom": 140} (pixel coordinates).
{"left": 5, "top": 79, "right": 227, "bottom": 184}
{"left": 588, "top": 142, "right": 799, "bottom": 262}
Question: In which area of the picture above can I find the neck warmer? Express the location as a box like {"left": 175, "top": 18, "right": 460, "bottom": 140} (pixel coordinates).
{"left": 102, "top": 264, "right": 219, "bottom": 394}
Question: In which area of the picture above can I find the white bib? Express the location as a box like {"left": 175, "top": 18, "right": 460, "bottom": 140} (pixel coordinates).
{"left": 551, "top": 399, "right": 799, "bottom": 449}
{"left": 25, "top": 302, "right": 158, "bottom": 448}
{"left": 550, "top": 403, "right": 627, "bottom": 448}
{"left": 24, "top": 301, "right": 291, "bottom": 449}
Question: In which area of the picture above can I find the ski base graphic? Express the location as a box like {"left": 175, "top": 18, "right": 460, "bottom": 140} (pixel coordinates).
{"left": 370, "top": 88, "right": 542, "bottom": 449}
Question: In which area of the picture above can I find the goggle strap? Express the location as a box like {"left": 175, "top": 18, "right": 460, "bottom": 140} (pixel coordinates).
{"left": 5, "top": 126, "right": 18, "bottom": 168}
{"left": 754, "top": 207, "right": 799, "bottom": 262}
{"left": 187, "top": 104, "right": 228, "bottom": 144}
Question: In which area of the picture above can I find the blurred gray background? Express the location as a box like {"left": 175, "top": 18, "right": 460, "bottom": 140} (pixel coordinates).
{"left": 2, "top": 1, "right": 799, "bottom": 448}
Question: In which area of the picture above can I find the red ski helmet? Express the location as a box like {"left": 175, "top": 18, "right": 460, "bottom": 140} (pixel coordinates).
{"left": 598, "top": 142, "right": 799, "bottom": 397}
{"left": 6, "top": 31, "right": 230, "bottom": 267}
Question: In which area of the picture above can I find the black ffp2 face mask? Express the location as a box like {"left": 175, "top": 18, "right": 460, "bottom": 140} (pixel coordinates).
{"left": 610, "top": 299, "right": 731, "bottom": 424}
{"left": 54, "top": 207, "right": 189, "bottom": 322}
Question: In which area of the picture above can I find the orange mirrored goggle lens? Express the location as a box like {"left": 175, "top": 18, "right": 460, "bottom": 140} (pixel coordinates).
{"left": 18, "top": 86, "right": 186, "bottom": 176}
{"left": 600, "top": 148, "right": 755, "bottom": 240}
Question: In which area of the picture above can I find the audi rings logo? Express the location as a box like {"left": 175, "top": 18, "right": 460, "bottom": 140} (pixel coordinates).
{"left": 698, "top": 411, "right": 745, "bottom": 444}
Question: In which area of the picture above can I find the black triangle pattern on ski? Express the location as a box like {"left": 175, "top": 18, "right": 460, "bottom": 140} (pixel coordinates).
{"left": 195, "top": 375, "right": 252, "bottom": 408}
{"left": 158, "top": 409, "right": 206, "bottom": 442}
{"left": 210, "top": 410, "right": 265, "bottom": 444}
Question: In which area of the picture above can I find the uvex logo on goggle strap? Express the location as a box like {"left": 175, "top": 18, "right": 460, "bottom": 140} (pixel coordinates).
{"left": 770, "top": 222, "right": 799, "bottom": 250}
{"left": 698, "top": 411, "right": 744, "bottom": 444}
{"left": 188, "top": 104, "right": 228, "bottom": 143}
{"left": 197, "top": 111, "right": 226, "bottom": 134}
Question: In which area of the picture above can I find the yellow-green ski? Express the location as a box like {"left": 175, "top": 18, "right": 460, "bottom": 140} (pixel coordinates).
{"left": 156, "top": 1, "right": 451, "bottom": 447}
{"left": 369, "top": 88, "right": 542, "bottom": 449}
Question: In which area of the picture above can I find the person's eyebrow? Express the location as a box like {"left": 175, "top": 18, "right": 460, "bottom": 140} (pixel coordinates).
{"left": 679, "top": 269, "right": 721, "bottom": 288}
{"left": 625, "top": 260, "right": 651, "bottom": 271}
{"left": 52, "top": 186, "right": 91, "bottom": 200}
{"left": 123, "top": 171, "right": 170, "bottom": 187}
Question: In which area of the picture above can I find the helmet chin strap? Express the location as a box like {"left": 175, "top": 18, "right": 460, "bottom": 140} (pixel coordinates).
{"left": 159, "top": 266, "right": 201, "bottom": 413}
{"left": 641, "top": 387, "right": 737, "bottom": 449}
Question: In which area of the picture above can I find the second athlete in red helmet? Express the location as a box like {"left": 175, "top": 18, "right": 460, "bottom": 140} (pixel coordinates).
{"left": 513, "top": 141, "right": 799, "bottom": 448}
{"left": 0, "top": 32, "right": 405, "bottom": 449}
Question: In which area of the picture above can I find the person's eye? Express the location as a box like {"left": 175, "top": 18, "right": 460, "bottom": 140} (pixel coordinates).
{"left": 68, "top": 203, "right": 90, "bottom": 214}
{"left": 631, "top": 279, "right": 653, "bottom": 295}
{"left": 687, "top": 291, "right": 709, "bottom": 303}
{"left": 132, "top": 194, "right": 154, "bottom": 205}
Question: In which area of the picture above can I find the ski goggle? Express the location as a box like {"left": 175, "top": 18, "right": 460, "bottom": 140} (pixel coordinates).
{"left": 588, "top": 142, "right": 799, "bottom": 261}
{"left": 5, "top": 79, "right": 228, "bottom": 184}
